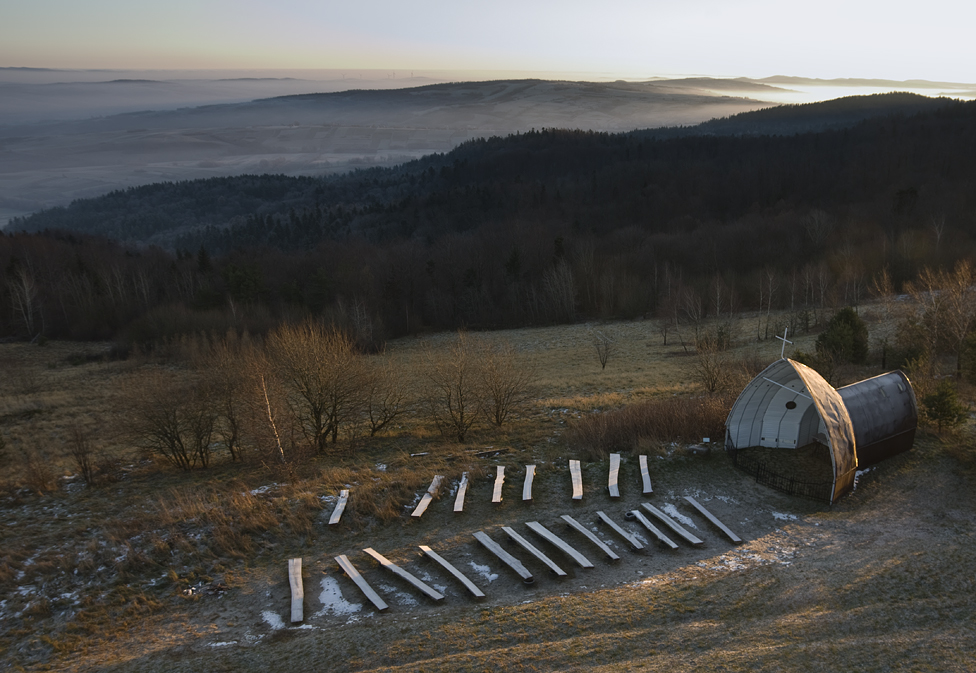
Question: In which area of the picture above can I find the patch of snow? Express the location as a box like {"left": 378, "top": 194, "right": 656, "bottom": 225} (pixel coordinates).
{"left": 249, "top": 484, "right": 278, "bottom": 496}
{"left": 375, "top": 463, "right": 387, "bottom": 472}
{"left": 632, "top": 532, "right": 649, "bottom": 546}
{"left": 379, "top": 584, "right": 418, "bottom": 606}
{"left": 314, "top": 577, "right": 362, "bottom": 617}
{"left": 295, "top": 624, "right": 317, "bottom": 630}
{"left": 468, "top": 561, "right": 498, "bottom": 583}
{"left": 261, "top": 611, "right": 286, "bottom": 630}
{"left": 771, "top": 511, "right": 797, "bottom": 521}
{"left": 662, "top": 503, "right": 696, "bottom": 528}
{"left": 853, "top": 467, "right": 875, "bottom": 490}
{"left": 209, "top": 641, "right": 238, "bottom": 647}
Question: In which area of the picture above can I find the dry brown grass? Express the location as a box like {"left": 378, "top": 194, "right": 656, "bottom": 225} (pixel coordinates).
{"left": 565, "top": 394, "right": 734, "bottom": 459}
{"left": 5, "top": 305, "right": 972, "bottom": 673}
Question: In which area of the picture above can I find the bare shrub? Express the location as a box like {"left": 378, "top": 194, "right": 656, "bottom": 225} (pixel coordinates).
{"left": 20, "top": 441, "right": 57, "bottom": 494}
{"left": 123, "top": 369, "right": 218, "bottom": 470}
{"left": 566, "top": 394, "right": 733, "bottom": 460}
{"left": 592, "top": 330, "right": 614, "bottom": 370}
{"left": 266, "top": 321, "right": 367, "bottom": 453}
{"left": 479, "top": 340, "right": 536, "bottom": 426}
{"left": 196, "top": 330, "right": 256, "bottom": 461}
{"left": 67, "top": 424, "right": 98, "bottom": 486}
{"left": 421, "top": 331, "right": 483, "bottom": 442}
{"left": 363, "top": 355, "right": 409, "bottom": 437}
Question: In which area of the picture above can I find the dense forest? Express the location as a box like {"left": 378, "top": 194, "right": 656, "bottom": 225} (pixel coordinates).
{"left": 3, "top": 93, "right": 976, "bottom": 345}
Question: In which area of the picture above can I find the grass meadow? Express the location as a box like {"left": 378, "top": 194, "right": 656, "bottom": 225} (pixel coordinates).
{"left": 1, "top": 310, "right": 974, "bottom": 672}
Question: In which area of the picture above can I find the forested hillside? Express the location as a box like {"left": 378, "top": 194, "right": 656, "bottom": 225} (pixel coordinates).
{"left": 3, "top": 93, "right": 976, "bottom": 344}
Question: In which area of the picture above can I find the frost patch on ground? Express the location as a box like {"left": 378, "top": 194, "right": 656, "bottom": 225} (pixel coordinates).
{"left": 469, "top": 561, "right": 498, "bottom": 583}
{"left": 853, "top": 467, "right": 875, "bottom": 490}
{"left": 662, "top": 503, "right": 696, "bottom": 528}
{"left": 380, "top": 584, "right": 418, "bottom": 606}
{"left": 249, "top": 484, "right": 279, "bottom": 496}
{"left": 261, "top": 611, "right": 286, "bottom": 630}
{"left": 314, "top": 576, "right": 362, "bottom": 617}
{"left": 771, "top": 511, "right": 798, "bottom": 521}
{"left": 634, "top": 529, "right": 810, "bottom": 587}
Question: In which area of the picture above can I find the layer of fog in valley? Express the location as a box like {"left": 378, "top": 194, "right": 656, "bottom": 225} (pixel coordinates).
{"left": 2, "top": 68, "right": 974, "bottom": 229}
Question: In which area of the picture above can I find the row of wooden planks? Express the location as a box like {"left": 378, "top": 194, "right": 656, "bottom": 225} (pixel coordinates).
{"left": 328, "top": 454, "right": 655, "bottom": 525}
{"left": 287, "top": 496, "right": 740, "bottom": 621}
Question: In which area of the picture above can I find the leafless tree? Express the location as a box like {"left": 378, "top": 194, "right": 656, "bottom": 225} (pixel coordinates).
{"left": 593, "top": 330, "right": 615, "bottom": 370}
{"left": 694, "top": 335, "right": 729, "bottom": 394}
{"left": 479, "top": 340, "right": 536, "bottom": 426}
{"left": 422, "top": 331, "right": 482, "bottom": 442}
{"left": 908, "top": 261, "right": 976, "bottom": 374}
{"left": 363, "top": 355, "right": 408, "bottom": 436}
{"left": 870, "top": 266, "right": 896, "bottom": 324}
{"left": 123, "top": 370, "right": 218, "bottom": 470}
{"left": 7, "top": 260, "right": 40, "bottom": 337}
{"left": 543, "top": 260, "right": 577, "bottom": 322}
{"left": 266, "top": 321, "right": 366, "bottom": 452}
{"left": 67, "top": 425, "right": 98, "bottom": 486}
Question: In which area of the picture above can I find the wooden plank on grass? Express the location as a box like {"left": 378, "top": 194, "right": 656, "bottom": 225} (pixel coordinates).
{"left": 363, "top": 547, "right": 444, "bottom": 601}
{"left": 419, "top": 545, "right": 485, "bottom": 598}
{"left": 523, "top": 465, "right": 536, "bottom": 501}
{"left": 596, "top": 511, "right": 644, "bottom": 550}
{"left": 608, "top": 453, "right": 621, "bottom": 498}
{"left": 639, "top": 455, "right": 653, "bottom": 494}
{"left": 288, "top": 557, "right": 303, "bottom": 622}
{"left": 683, "top": 496, "right": 742, "bottom": 543}
{"left": 631, "top": 510, "right": 679, "bottom": 549}
{"left": 335, "top": 554, "right": 388, "bottom": 611}
{"left": 492, "top": 466, "right": 506, "bottom": 503}
{"left": 473, "top": 531, "right": 533, "bottom": 582}
{"left": 526, "top": 521, "right": 593, "bottom": 568}
{"left": 501, "top": 527, "right": 567, "bottom": 576}
{"left": 454, "top": 472, "right": 469, "bottom": 513}
{"left": 329, "top": 489, "right": 349, "bottom": 525}
{"left": 561, "top": 515, "right": 620, "bottom": 561}
{"left": 411, "top": 475, "right": 444, "bottom": 518}
{"left": 569, "top": 460, "right": 583, "bottom": 500}
{"left": 641, "top": 503, "right": 704, "bottom": 546}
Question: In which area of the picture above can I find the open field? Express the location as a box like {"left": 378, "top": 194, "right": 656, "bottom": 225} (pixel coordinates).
{"left": 1, "top": 314, "right": 974, "bottom": 671}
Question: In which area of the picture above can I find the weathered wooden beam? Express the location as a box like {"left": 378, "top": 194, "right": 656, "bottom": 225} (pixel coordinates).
{"left": 492, "top": 466, "right": 506, "bottom": 503}
{"left": 526, "top": 521, "right": 594, "bottom": 568}
{"left": 329, "top": 489, "right": 349, "bottom": 525}
{"left": 596, "top": 510, "right": 644, "bottom": 550}
{"left": 363, "top": 547, "right": 444, "bottom": 601}
{"left": 288, "top": 557, "right": 303, "bottom": 623}
{"left": 630, "top": 510, "right": 679, "bottom": 549}
{"left": 639, "top": 455, "right": 653, "bottom": 494}
{"left": 501, "top": 526, "right": 567, "bottom": 576}
{"left": 523, "top": 465, "right": 536, "bottom": 501}
{"left": 454, "top": 472, "right": 469, "bottom": 513}
{"left": 561, "top": 514, "right": 620, "bottom": 561}
{"left": 569, "top": 460, "right": 583, "bottom": 500}
{"left": 419, "top": 545, "right": 485, "bottom": 598}
{"left": 683, "top": 496, "right": 742, "bottom": 543}
{"left": 608, "top": 453, "right": 621, "bottom": 498}
{"left": 335, "top": 554, "right": 388, "bottom": 611}
{"left": 473, "top": 531, "right": 533, "bottom": 583}
{"left": 411, "top": 475, "right": 444, "bottom": 518}
{"left": 641, "top": 503, "right": 703, "bottom": 546}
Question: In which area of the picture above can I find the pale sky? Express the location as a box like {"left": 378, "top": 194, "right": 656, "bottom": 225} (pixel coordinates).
{"left": 1, "top": 0, "right": 974, "bottom": 81}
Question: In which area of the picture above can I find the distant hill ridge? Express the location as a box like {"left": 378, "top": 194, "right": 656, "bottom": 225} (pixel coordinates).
{"left": 11, "top": 93, "right": 971, "bottom": 253}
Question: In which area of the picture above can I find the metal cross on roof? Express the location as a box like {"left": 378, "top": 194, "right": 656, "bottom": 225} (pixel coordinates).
{"left": 776, "top": 327, "right": 793, "bottom": 359}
